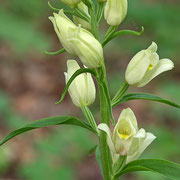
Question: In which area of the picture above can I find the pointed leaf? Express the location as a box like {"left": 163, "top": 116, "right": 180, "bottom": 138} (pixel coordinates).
{"left": 103, "top": 27, "right": 144, "bottom": 47}
{"left": 56, "top": 68, "right": 96, "bottom": 104}
{"left": 116, "top": 159, "right": 180, "bottom": 180}
{"left": 48, "top": 1, "right": 60, "bottom": 12}
{"left": 95, "top": 145, "right": 103, "bottom": 176}
{"left": 112, "top": 93, "right": 180, "bottom": 109}
{"left": 44, "top": 48, "right": 66, "bottom": 55}
{"left": 0, "top": 116, "right": 96, "bottom": 146}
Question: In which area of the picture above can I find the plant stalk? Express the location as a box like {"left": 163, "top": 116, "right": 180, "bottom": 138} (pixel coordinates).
{"left": 97, "top": 66, "right": 112, "bottom": 180}
{"left": 81, "top": 106, "right": 98, "bottom": 133}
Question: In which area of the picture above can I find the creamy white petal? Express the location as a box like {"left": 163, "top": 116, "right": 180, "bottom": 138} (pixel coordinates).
{"left": 49, "top": 10, "right": 76, "bottom": 54}
{"left": 147, "top": 42, "right": 158, "bottom": 53}
{"left": 65, "top": 60, "right": 96, "bottom": 107}
{"left": 112, "top": 108, "right": 138, "bottom": 155}
{"left": 127, "top": 131, "right": 156, "bottom": 163}
{"left": 104, "top": 0, "right": 127, "bottom": 26}
{"left": 68, "top": 27, "right": 103, "bottom": 68}
{"left": 137, "top": 58, "right": 174, "bottom": 87}
{"left": 125, "top": 50, "right": 150, "bottom": 85}
{"left": 128, "top": 128, "right": 146, "bottom": 156}
{"left": 86, "top": 73, "right": 96, "bottom": 105}
{"left": 148, "top": 53, "right": 159, "bottom": 69}
{"left": 98, "top": 123, "right": 116, "bottom": 153}
{"left": 114, "top": 108, "right": 138, "bottom": 134}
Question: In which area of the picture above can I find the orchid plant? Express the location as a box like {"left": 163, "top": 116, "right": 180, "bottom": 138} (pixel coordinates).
{"left": 0, "top": 0, "right": 180, "bottom": 179}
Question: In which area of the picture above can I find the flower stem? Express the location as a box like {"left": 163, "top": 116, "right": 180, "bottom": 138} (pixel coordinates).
{"left": 97, "top": 2, "right": 104, "bottom": 24}
{"left": 89, "top": 1, "right": 99, "bottom": 40}
{"left": 81, "top": 106, "right": 98, "bottom": 133}
{"left": 112, "top": 82, "right": 129, "bottom": 105}
{"left": 97, "top": 66, "right": 112, "bottom": 180}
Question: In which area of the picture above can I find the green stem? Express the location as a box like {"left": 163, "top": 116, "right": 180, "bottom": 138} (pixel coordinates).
{"left": 102, "top": 26, "right": 118, "bottom": 47}
{"left": 89, "top": 2, "right": 99, "bottom": 40}
{"left": 112, "top": 82, "right": 129, "bottom": 105}
{"left": 103, "top": 27, "right": 144, "bottom": 47}
{"left": 73, "top": 7, "right": 90, "bottom": 22}
{"left": 113, "top": 156, "right": 127, "bottom": 176}
{"left": 97, "top": 2, "right": 104, "bottom": 24}
{"left": 97, "top": 67, "right": 112, "bottom": 180}
{"left": 81, "top": 106, "right": 98, "bottom": 133}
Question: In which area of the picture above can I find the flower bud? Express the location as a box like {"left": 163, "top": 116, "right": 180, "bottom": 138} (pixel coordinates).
{"left": 125, "top": 42, "right": 174, "bottom": 87}
{"left": 61, "top": 0, "right": 82, "bottom": 8}
{"left": 104, "top": 0, "right": 128, "bottom": 26}
{"left": 64, "top": 60, "right": 96, "bottom": 107}
{"left": 68, "top": 26, "right": 104, "bottom": 68}
{"left": 73, "top": 2, "right": 91, "bottom": 31}
{"left": 49, "top": 10, "right": 77, "bottom": 55}
{"left": 98, "top": 108, "right": 156, "bottom": 164}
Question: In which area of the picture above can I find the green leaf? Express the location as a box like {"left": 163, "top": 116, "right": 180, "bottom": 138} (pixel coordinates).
{"left": 102, "top": 26, "right": 118, "bottom": 47}
{"left": 44, "top": 48, "right": 66, "bottom": 55}
{"left": 95, "top": 145, "right": 103, "bottom": 175}
{"left": 48, "top": 1, "right": 60, "bottom": 12}
{"left": 102, "top": 26, "right": 144, "bottom": 47}
{"left": 111, "top": 82, "right": 129, "bottom": 105}
{"left": 112, "top": 93, "right": 180, "bottom": 109}
{"left": 56, "top": 68, "right": 96, "bottom": 104}
{"left": 111, "top": 26, "right": 144, "bottom": 40}
{"left": 0, "top": 116, "right": 96, "bottom": 147}
{"left": 116, "top": 159, "right": 180, "bottom": 180}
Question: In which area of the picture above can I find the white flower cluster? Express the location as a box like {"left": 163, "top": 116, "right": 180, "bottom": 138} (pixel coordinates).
{"left": 49, "top": 0, "right": 174, "bottom": 164}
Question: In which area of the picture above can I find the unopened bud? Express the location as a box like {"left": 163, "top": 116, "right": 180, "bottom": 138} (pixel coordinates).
{"left": 104, "top": 0, "right": 128, "bottom": 26}
{"left": 65, "top": 60, "right": 96, "bottom": 107}
{"left": 68, "top": 26, "right": 104, "bottom": 68}
{"left": 49, "top": 10, "right": 77, "bottom": 55}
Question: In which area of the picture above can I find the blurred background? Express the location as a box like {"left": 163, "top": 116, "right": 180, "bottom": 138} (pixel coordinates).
{"left": 0, "top": 0, "right": 180, "bottom": 179}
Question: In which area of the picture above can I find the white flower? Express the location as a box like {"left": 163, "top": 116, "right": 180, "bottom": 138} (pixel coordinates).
{"left": 104, "top": 0, "right": 128, "bottom": 26}
{"left": 125, "top": 42, "right": 174, "bottom": 87}
{"left": 61, "top": 0, "right": 82, "bottom": 8}
{"left": 49, "top": 10, "right": 77, "bottom": 55}
{"left": 68, "top": 26, "right": 104, "bottom": 68}
{"left": 98, "top": 108, "right": 156, "bottom": 164}
{"left": 65, "top": 60, "right": 96, "bottom": 107}
{"left": 73, "top": 2, "right": 91, "bottom": 31}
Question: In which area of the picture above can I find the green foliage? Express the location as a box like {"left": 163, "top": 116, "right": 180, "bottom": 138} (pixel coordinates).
{"left": 117, "top": 159, "right": 180, "bottom": 180}
{"left": 112, "top": 92, "right": 180, "bottom": 109}
{"left": 95, "top": 145, "right": 103, "bottom": 175}
{"left": 0, "top": 0, "right": 179, "bottom": 179}
{"left": 0, "top": 116, "right": 96, "bottom": 147}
